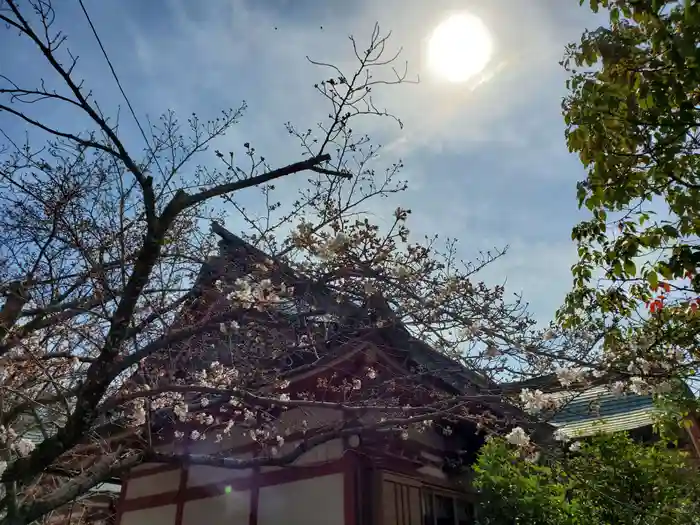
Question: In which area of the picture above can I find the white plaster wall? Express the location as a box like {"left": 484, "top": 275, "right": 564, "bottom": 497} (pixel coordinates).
{"left": 417, "top": 465, "right": 447, "bottom": 480}
{"left": 182, "top": 492, "right": 250, "bottom": 525}
{"left": 125, "top": 469, "right": 181, "bottom": 499}
{"left": 120, "top": 505, "right": 176, "bottom": 525}
{"left": 408, "top": 427, "right": 446, "bottom": 450}
{"left": 260, "top": 438, "right": 343, "bottom": 472}
{"left": 258, "top": 473, "right": 344, "bottom": 525}
{"left": 296, "top": 438, "right": 343, "bottom": 464}
{"left": 186, "top": 429, "right": 252, "bottom": 455}
{"left": 129, "top": 463, "right": 161, "bottom": 474}
{"left": 187, "top": 458, "right": 253, "bottom": 487}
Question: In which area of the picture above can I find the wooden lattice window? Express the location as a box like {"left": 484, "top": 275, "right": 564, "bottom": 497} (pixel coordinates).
{"left": 421, "top": 489, "right": 473, "bottom": 525}
{"left": 381, "top": 473, "right": 474, "bottom": 525}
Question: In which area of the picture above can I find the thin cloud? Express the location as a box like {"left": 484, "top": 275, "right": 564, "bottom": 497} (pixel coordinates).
{"left": 1, "top": 0, "right": 604, "bottom": 324}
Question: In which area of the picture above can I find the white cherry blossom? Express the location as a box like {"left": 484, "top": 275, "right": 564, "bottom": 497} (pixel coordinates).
{"left": 629, "top": 377, "right": 651, "bottom": 395}
{"left": 505, "top": 427, "right": 530, "bottom": 447}
{"left": 519, "top": 388, "right": 561, "bottom": 414}
{"left": 628, "top": 358, "right": 651, "bottom": 375}
{"left": 609, "top": 381, "right": 626, "bottom": 397}
{"left": 14, "top": 438, "right": 35, "bottom": 457}
{"left": 553, "top": 428, "right": 569, "bottom": 442}
{"left": 556, "top": 367, "right": 585, "bottom": 387}
{"left": 174, "top": 403, "right": 188, "bottom": 422}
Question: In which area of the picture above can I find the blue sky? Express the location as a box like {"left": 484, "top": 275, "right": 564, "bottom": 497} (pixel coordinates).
{"left": 0, "top": 0, "right": 607, "bottom": 324}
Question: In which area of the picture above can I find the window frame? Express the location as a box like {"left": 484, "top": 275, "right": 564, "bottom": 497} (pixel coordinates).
{"left": 380, "top": 472, "right": 474, "bottom": 525}
{"left": 420, "top": 486, "right": 474, "bottom": 525}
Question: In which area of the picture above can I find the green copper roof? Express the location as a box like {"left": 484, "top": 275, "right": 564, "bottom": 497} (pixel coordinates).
{"left": 546, "top": 386, "right": 657, "bottom": 438}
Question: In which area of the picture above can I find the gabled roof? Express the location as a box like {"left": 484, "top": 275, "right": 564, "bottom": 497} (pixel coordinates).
{"left": 137, "top": 223, "right": 556, "bottom": 443}
{"left": 204, "top": 222, "right": 494, "bottom": 392}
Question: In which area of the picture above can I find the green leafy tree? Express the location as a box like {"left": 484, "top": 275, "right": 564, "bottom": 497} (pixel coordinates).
{"left": 473, "top": 440, "right": 575, "bottom": 525}
{"left": 557, "top": 0, "right": 700, "bottom": 396}
{"left": 473, "top": 433, "right": 700, "bottom": 525}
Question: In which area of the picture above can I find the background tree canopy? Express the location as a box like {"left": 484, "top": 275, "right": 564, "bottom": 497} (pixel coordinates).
{"left": 473, "top": 433, "right": 700, "bottom": 525}
{"left": 558, "top": 0, "right": 700, "bottom": 401}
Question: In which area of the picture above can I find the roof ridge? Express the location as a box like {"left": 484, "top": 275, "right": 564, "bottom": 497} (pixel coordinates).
{"left": 208, "top": 221, "right": 495, "bottom": 392}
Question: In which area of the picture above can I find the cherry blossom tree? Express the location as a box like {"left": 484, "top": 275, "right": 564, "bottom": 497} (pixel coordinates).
{"left": 0, "top": 1, "right": 584, "bottom": 523}
{"left": 6, "top": 1, "right": 698, "bottom": 523}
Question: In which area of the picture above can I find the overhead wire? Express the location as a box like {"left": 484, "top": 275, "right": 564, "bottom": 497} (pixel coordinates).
{"left": 76, "top": 0, "right": 165, "bottom": 178}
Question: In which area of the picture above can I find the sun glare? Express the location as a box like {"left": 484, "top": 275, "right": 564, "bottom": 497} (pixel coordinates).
{"left": 427, "top": 13, "right": 493, "bottom": 83}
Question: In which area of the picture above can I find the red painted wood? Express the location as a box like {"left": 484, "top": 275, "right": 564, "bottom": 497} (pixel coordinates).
{"left": 343, "top": 454, "right": 357, "bottom": 525}
{"left": 114, "top": 477, "right": 128, "bottom": 525}
{"left": 174, "top": 467, "right": 188, "bottom": 525}
{"left": 119, "top": 459, "right": 346, "bottom": 513}
{"left": 120, "top": 490, "right": 180, "bottom": 513}
{"left": 127, "top": 464, "right": 180, "bottom": 479}
{"left": 248, "top": 464, "right": 260, "bottom": 525}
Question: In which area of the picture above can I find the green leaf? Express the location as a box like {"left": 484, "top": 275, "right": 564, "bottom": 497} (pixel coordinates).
{"left": 612, "top": 260, "right": 623, "bottom": 277}
{"left": 662, "top": 224, "right": 679, "bottom": 237}
{"left": 611, "top": 6, "right": 620, "bottom": 24}
{"left": 624, "top": 259, "right": 637, "bottom": 276}
{"left": 659, "top": 264, "right": 674, "bottom": 279}
{"left": 647, "top": 270, "right": 658, "bottom": 290}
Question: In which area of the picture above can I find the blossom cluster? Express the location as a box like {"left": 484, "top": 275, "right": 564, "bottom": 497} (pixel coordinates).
{"left": 0, "top": 425, "right": 36, "bottom": 458}
{"left": 215, "top": 276, "right": 291, "bottom": 312}
{"left": 318, "top": 233, "right": 349, "bottom": 260}
{"left": 518, "top": 388, "right": 562, "bottom": 415}
{"left": 194, "top": 361, "right": 240, "bottom": 388}
{"left": 555, "top": 367, "right": 586, "bottom": 388}
{"left": 553, "top": 363, "right": 674, "bottom": 399}
{"left": 505, "top": 426, "right": 530, "bottom": 447}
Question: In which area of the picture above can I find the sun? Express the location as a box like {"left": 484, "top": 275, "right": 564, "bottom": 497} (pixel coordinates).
{"left": 427, "top": 13, "right": 494, "bottom": 83}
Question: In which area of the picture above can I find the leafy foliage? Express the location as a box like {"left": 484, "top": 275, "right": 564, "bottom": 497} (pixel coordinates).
{"left": 558, "top": 0, "right": 700, "bottom": 393}
{"left": 473, "top": 440, "right": 573, "bottom": 525}
{"left": 474, "top": 433, "right": 700, "bottom": 525}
